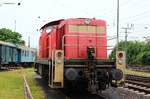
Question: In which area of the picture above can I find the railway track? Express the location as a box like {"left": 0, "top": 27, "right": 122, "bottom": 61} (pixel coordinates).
{"left": 125, "top": 74, "right": 150, "bottom": 94}
{"left": 0, "top": 66, "right": 21, "bottom": 70}
{"left": 24, "top": 75, "right": 34, "bottom": 99}
{"left": 127, "top": 66, "right": 150, "bottom": 72}
{"left": 21, "top": 68, "right": 34, "bottom": 99}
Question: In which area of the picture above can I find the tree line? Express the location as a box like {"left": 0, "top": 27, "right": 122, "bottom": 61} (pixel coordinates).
{"left": 109, "top": 40, "right": 150, "bottom": 66}
{"left": 0, "top": 28, "right": 25, "bottom": 45}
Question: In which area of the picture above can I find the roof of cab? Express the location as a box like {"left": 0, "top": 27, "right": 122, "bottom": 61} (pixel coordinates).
{"left": 40, "top": 19, "right": 64, "bottom": 30}
{"left": 40, "top": 18, "right": 106, "bottom": 30}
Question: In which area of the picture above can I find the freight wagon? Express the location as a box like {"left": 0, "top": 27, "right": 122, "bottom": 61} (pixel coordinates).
{"left": 0, "top": 40, "right": 36, "bottom": 68}
{"left": 35, "top": 18, "right": 125, "bottom": 93}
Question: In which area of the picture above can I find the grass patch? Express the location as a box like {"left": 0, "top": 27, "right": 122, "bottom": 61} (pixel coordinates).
{"left": 24, "top": 68, "right": 46, "bottom": 99}
{"left": 0, "top": 70, "right": 24, "bottom": 99}
{"left": 0, "top": 68, "right": 47, "bottom": 99}
{"left": 125, "top": 69, "right": 150, "bottom": 77}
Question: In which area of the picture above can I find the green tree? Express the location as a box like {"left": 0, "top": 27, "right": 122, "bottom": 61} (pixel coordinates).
{"left": 109, "top": 41, "right": 150, "bottom": 65}
{"left": 0, "top": 28, "right": 25, "bottom": 45}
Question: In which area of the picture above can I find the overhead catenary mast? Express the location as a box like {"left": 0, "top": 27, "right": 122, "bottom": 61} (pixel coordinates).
{"left": 28, "top": 36, "right": 30, "bottom": 48}
{"left": 116, "top": 0, "right": 120, "bottom": 50}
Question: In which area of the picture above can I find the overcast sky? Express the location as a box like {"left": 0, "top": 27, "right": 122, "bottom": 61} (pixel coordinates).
{"left": 0, "top": 0, "right": 150, "bottom": 48}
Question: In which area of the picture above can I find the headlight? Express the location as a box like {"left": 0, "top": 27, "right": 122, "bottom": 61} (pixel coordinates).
{"left": 46, "top": 27, "right": 53, "bottom": 33}
{"left": 85, "top": 18, "right": 91, "bottom": 24}
{"left": 118, "top": 53, "right": 123, "bottom": 58}
{"left": 57, "top": 52, "right": 62, "bottom": 57}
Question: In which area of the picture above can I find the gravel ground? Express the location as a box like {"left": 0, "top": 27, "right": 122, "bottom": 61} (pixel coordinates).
{"left": 102, "top": 87, "right": 123, "bottom": 99}
{"left": 34, "top": 74, "right": 123, "bottom": 99}
{"left": 34, "top": 75, "right": 66, "bottom": 99}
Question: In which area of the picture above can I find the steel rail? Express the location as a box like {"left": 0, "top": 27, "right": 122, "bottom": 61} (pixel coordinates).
{"left": 125, "top": 83, "right": 150, "bottom": 94}
{"left": 21, "top": 68, "right": 34, "bottom": 99}
{"left": 125, "top": 74, "right": 150, "bottom": 94}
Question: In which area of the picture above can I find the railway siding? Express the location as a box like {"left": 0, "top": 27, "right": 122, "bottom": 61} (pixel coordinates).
{"left": 22, "top": 68, "right": 46, "bottom": 99}
{"left": 118, "top": 87, "right": 150, "bottom": 99}
{"left": 125, "top": 69, "right": 150, "bottom": 77}
{"left": 21, "top": 68, "right": 34, "bottom": 99}
{"left": 127, "top": 66, "right": 150, "bottom": 72}
{"left": 125, "top": 74, "right": 150, "bottom": 94}
{"left": 117, "top": 74, "right": 150, "bottom": 99}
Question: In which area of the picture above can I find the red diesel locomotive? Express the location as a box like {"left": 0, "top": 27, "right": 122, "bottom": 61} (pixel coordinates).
{"left": 35, "top": 18, "right": 125, "bottom": 93}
